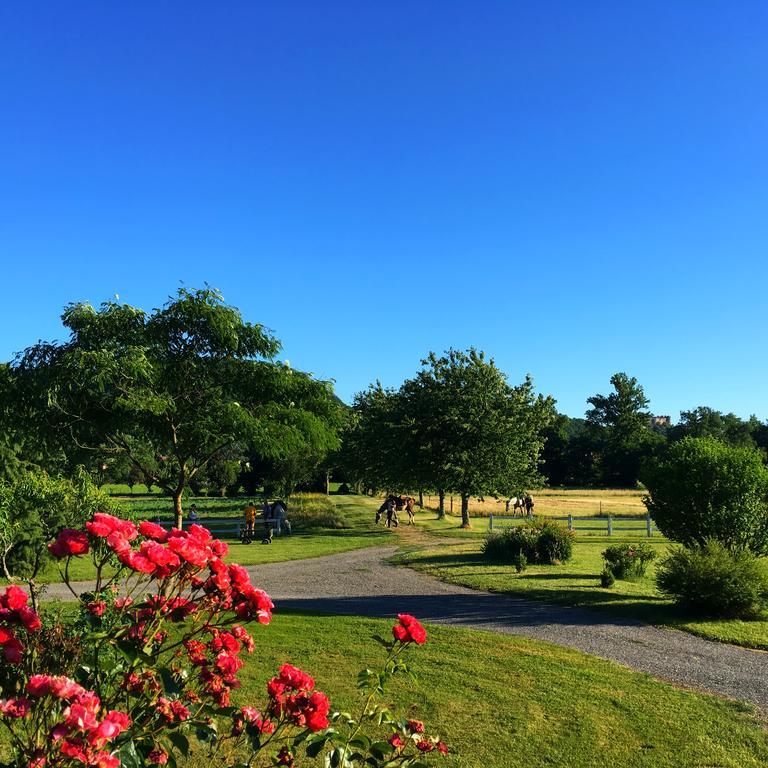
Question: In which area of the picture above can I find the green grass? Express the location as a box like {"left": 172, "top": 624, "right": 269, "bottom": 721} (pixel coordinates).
{"left": 215, "top": 612, "right": 768, "bottom": 767}
{"left": 393, "top": 516, "right": 768, "bottom": 650}
{"left": 29, "top": 495, "right": 393, "bottom": 584}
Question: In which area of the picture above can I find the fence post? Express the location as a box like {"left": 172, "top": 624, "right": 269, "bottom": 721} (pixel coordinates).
{"left": 489, "top": 514, "right": 493, "bottom": 531}
{"left": 607, "top": 515, "right": 613, "bottom": 536}
{"left": 646, "top": 513, "right": 652, "bottom": 538}
{"left": 567, "top": 514, "right": 573, "bottom": 531}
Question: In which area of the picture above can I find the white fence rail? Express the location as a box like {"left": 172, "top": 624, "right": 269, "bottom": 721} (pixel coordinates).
{"left": 488, "top": 513, "right": 658, "bottom": 537}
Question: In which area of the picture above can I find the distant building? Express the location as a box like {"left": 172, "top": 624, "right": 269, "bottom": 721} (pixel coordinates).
{"left": 650, "top": 415, "right": 671, "bottom": 427}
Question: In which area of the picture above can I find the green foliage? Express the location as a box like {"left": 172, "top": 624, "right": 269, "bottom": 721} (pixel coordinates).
{"left": 341, "top": 349, "right": 555, "bottom": 525}
{"left": 0, "top": 469, "right": 121, "bottom": 602}
{"left": 600, "top": 567, "right": 616, "bottom": 588}
{"left": 482, "top": 518, "right": 574, "bottom": 565}
{"left": 9, "top": 287, "right": 342, "bottom": 523}
{"left": 656, "top": 541, "right": 768, "bottom": 619}
{"left": 642, "top": 437, "right": 768, "bottom": 554}
{"left": 586, "top": 372, "right": 664, "bottom": 487}
{"left": 669, "top": 407, "right": 763, "bottom": 448}
{"left": 602, "top": 543, "right": 657, "bottom": 580}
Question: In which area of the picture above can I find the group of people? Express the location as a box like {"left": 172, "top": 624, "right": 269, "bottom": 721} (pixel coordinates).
{"left": 376, "top": 494, "right": 416, "bottom": 527}
{"left": 242, "top": 498, "right": 291, "bottom": 544}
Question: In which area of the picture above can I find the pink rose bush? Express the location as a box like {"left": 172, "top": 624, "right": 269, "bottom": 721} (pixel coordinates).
{"left": 0, "top": 512, "right": 448, "bottom": 767}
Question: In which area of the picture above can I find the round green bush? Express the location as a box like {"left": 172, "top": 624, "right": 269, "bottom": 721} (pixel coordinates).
{"left": 656, "top": 540, "right": 768, "bottom": 619}
{"left": 642, "top": 437, "right": 768, "bottom": 555}
{"left": 602, "top": 543, "right": 657, "bottom": 580}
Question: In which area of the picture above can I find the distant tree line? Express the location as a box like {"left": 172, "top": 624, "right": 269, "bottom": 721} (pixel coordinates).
{"left": 540, "top": 373, "right": 768, "bottom": 488}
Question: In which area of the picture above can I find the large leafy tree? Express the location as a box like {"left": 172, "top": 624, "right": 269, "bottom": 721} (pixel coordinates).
{"left": 337, "top": 384, "right": 402, "bottom": 494}
{"left": 586, "top": 372, "right": 662, "bottom": 486}
{"left": 10, "top": 287, "right": 341, "bottom": 526}
{"left": 400, "top": 349, "right": 554, "bottom": 526}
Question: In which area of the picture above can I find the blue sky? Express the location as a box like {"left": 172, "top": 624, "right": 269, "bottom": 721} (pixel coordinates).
{"left": 1, "top": 2, "right": 766, "bottom": 420}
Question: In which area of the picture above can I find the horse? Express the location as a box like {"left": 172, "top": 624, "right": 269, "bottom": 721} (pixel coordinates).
{"left": 505, "top": 496, "right": 527, "bottom": 516}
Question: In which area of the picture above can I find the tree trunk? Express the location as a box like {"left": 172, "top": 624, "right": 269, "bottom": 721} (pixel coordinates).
{"left": 418, "top": 490, "right": 423, "bottom": 509}
{"left": 438, "top": 490, "right": 445, "bottom": 519}
{"left": 460, "top": 494, "right": 470, "bottom": 528}
{"left": 325, "top": 471, "right": 330, "bottom": 496}
{"left": 173, "top": 491, "right": 184, "bottom": 529}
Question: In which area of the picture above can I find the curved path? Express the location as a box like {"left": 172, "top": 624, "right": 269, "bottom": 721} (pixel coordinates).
{"left": 46, "top": 546, "right": 767, "bottom": 709}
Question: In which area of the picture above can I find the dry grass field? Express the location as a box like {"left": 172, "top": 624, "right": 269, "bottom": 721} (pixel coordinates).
{"left": 422, "top": 488, "right": 646, "bottom": 518}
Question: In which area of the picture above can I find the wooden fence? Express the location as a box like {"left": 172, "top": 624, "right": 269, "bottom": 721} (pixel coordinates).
{"left": 487, "top": 513, "right": 658, "bottom": 537}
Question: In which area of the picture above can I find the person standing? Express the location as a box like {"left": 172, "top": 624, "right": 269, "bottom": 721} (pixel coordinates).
{"left": 524, "top": 494, "right": 534, "bottom": 517}
{"left": 243, "top": 500, "right": 257, "bottom": 542}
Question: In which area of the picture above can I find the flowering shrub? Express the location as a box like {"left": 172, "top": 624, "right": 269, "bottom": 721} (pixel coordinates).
{"left": 0, "top": 513, "right": 448, "bottom": 767}
{"left": 602, "top": 543, "right": 657, "bottom": 580}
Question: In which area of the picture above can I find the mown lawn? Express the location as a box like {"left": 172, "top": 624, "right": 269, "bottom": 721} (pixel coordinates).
{"left": 393, "top": 516, "right": 768, "bottom": 650}
{"left": 205, "top": 612, "right": 768, "bottom": 768}
{"left": 30, "top": 495, "right": 393, "bottom": 584}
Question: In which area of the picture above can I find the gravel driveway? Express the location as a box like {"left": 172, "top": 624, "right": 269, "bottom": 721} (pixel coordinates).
{"left": 44, "top": 546, "right": 768, "bottom": 709}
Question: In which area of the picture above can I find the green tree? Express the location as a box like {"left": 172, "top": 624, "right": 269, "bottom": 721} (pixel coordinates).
{"left": 402, "top": 349, "right": 554, "bottom": 526}
{"left": 586, "top": 372, "right": 661, "bottom": 486}
{"left": 337, "top": 384, "right": 402, "bottom": 495}
{"left": 10, "top": 287, "right": 341, "bottom": 527}
{"left": 642, "top": 437, "right": 768, "bottom": 554}
{"left": 669, "top": 407, "right": 759, "bottom": 448}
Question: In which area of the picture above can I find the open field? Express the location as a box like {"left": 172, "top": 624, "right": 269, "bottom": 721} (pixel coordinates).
{"left": 195, "top": 612, "right": 768, "bottom": 768}
{"left": 423, "top": 488, "right": 646, "bottom": 518}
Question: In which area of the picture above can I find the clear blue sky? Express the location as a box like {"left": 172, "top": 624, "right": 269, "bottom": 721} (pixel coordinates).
{"left": 1, "top": 2, "right": 766, "bottom": 420}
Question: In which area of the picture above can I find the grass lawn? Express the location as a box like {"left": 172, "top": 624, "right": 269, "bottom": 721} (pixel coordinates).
{"left": 219, "top": 612, "right": 768, "bottom": 768}
{"left": 29, "top": 495, "right": 393, "bottom": 584}
{"left": 393, "top": 514, "right": 768, "bottom": 650}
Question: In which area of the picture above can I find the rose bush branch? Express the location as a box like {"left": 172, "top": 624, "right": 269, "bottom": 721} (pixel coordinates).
{"left": 0, "top": 513, "right": 448, "bottom": 768}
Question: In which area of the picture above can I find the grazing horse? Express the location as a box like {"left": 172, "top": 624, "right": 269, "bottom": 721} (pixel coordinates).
{"left": 505, "top": 496, "right": 527, "bottom": 516}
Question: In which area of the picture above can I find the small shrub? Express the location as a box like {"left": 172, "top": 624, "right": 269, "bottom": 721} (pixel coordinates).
{"left": 602, "top": 543, "right": 657, "bottom": 580}
{"left": 600, "top": 567, "right": 616, "bottom": 588}
{"left": 656, "top": 540, "right": 768, "bottom": 619}
{"left": 482, "top": 518, "right": 574, "bottom": 565}
{"left": 514, "top": 553, "right": 527, "bottom": 572}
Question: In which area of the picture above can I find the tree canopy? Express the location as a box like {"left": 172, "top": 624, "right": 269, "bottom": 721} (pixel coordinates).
{"left": 340, "top": 348, "right": 555, "bottom": 525}
{"left": 8, "top": 287, "right": 342, "bottom": 525}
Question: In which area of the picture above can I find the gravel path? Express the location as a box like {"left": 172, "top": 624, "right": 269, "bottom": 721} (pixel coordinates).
{"left": 44, "top": 546, "right": 768, "bottom": 709}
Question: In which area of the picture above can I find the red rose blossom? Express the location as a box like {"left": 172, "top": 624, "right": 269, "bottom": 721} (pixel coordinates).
{"left": 393, "top": 614, "right": 427, "bottom": 645}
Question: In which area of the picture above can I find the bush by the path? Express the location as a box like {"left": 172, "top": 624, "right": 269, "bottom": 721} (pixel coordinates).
{"left": 642, "top": 437, "right": 768, "bottom": 554}
{"left": 657, "top": 540, "right": 768, "bottom": 619}
{"left": 602, "top": 542, "right": 656, "bottom": 580}
{"left": 483, "top": 518, "right": 574, "bottom": 565}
